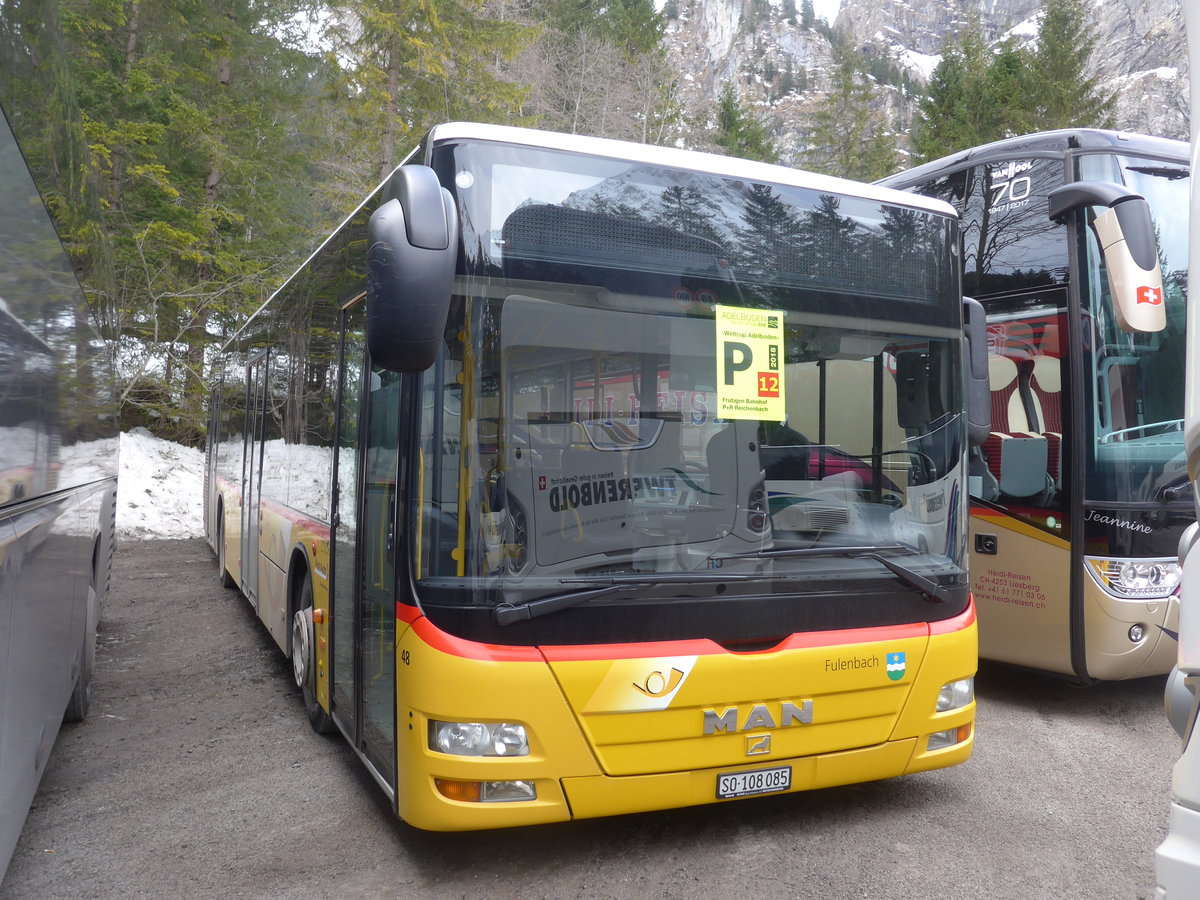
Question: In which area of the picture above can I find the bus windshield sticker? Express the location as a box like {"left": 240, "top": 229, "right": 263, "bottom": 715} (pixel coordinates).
{"left": 714, "top": 304, "right": 785, "bottom": 421}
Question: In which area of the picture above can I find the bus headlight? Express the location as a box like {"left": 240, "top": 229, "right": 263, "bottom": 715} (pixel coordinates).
{"left": 429, "top": 720, "right": 530, "bottom": 757}
{"left": 927, "top": 724, "right": 972, "bottom": 751}
{"left": 1084, "top": 556, "right": 1182, "bottom": 599}
{"left": 435, "top": 778, "right": 537, "bottom": 803}
{"left": 936, "top": 677, "right": 974, "bottom": 712}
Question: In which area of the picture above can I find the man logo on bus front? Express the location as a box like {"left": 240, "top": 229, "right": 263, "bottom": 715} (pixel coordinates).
{"left": 746, "top": 734, "right": 771, "bottom": 756}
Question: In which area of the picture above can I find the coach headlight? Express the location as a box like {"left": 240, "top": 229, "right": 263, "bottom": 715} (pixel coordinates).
{"left": 1084, "top": 556, "right": 1181, "bottom": 599}
{"left": 429, "top": 720, "right": 530, "bottom": 757}
{"left": 936, "top": 677, "right": 974, "bottom": 712}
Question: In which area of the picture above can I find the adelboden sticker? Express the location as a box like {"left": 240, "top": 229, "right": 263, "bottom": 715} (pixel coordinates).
{"left": 715, "top": 305, "right": 785, "bottom": 421}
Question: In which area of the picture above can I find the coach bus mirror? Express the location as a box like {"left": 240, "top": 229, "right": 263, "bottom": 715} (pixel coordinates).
{"left": 366, "top": 165, "right": 460, "bottom": 372}
{"left": 963, "top": 297, "right": 990, "bottom": 447}
{"left": 894, "top": 351, "right": 932, "bottom": 429}
{"left": 1047, "top": 181, "right": 1166, "bottom": 333}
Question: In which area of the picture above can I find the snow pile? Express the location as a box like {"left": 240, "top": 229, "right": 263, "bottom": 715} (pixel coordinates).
{"left": 116, "top": 428, "right": 205, "bottom": 540}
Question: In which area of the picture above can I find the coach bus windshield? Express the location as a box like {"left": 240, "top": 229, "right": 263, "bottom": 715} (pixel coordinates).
{"left": 412, "top": 141, "right": 968, "bottom": 619}
{"left": 1078, "top": 154, "right": 1190, "bottom": 506}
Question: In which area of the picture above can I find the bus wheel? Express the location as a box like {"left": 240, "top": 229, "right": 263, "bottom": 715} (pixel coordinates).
{"left": 65, "top": 583, "right": 98, "bottom": 722}
{"left": 217, "top": 512, "right": 236, "bottom": 589}
{"left": 292, "top": 574, "right": 335, "bottom": 734}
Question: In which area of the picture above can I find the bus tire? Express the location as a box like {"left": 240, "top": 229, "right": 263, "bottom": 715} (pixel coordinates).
{"left": 64, "top": 584, "right": 98, "bottom": 723}
{"left": 217, "top": 510, "right": 236, "bottom": 589}
{"left": 292, "top": 573, "right": 335, "bottom": 734}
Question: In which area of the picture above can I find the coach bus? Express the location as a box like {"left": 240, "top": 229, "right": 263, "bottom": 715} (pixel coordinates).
{"left": 880, "top": 129, "right": 1190, "bottom": 682}
{"left": 0, "top": 70, "right": 119, "bottom": 885}
{"left": 1157, "top": 5, "right": 1200, "bottom": 893}
{"left": 205, "top": 123, "right": 981, "bottom": 829}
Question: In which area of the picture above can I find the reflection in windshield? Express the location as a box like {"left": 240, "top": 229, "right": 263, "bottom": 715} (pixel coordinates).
{"left": 415, "top": 144, "right": 968, "bottom": 608}
{"left": 1079, "top": 154, "right": 1190, "bottom": 505}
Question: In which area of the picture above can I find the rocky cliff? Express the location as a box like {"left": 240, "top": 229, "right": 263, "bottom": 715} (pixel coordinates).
{"left": 662, "top": 0, "right": 1188, "bottom": 169}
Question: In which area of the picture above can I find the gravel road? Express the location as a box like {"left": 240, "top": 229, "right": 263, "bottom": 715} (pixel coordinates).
{"left": 0, "top": 538, "right": 1180, "bottom": 899}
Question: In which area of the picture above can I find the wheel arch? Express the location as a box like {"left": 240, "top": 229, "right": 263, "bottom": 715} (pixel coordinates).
{"left": 286, "top": 543, "right": 313, "bottom": 658}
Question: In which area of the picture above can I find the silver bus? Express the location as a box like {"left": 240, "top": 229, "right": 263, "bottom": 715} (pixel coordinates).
{"left": 0, "top": 6, "right": 120, "bottom": 880}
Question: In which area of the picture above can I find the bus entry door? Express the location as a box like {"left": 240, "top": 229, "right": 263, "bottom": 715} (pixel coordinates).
{"left": 240, "top": 353, "right": 268, "bottom": 607}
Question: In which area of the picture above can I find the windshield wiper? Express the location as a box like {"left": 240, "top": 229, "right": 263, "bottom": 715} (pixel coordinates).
{"left": 494, "top": 582, "right": 653, "bottom": 625}
{"left": 863, "top": 553, "right": 953, "bottom": 603}
{"left": 714, "top": 543, "right": 911, "bottom": 560}
{"left": 493, "top": 545, "right": 956, "bottom": 624}
{"left": 714, "top": 542, "right": 953, "bottom": 603}
{"left": 493, "top": 571, "right": 784, "bottom": 625}
{"left": 1126, "top": 165, "right": 1188, "bottom": 181}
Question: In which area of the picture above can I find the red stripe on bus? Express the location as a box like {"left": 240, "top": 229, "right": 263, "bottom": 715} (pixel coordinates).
{"left": 405, "top": 613, "right": 547, "bottom": 662}
{"left": 257, "top": 496, "right": 331, "bottom": 541}
{"left": 928, "top": 598, "right": 976, "bottom": 635}
{"left": 397, "top": 602, "right": 974, "bottom": 663}
{"left": 540, "top": 621, "right": 930, "bottom": 662}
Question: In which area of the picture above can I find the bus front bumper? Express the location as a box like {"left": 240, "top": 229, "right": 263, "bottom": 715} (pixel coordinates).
{"left": 405, "top": 729, "right": 972, "bottom": 830}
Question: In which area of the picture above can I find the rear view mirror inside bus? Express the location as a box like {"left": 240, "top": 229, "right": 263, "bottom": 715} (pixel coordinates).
{"left": 367, "top": 164, "right": 460, "bottom": 372}
{"left": 1048, "top": 180, "right": 1166, "bottom": 334}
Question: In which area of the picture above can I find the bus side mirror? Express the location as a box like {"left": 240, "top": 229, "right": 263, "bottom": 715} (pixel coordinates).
{"left": 1048, "top": 181, "right": 1165, "bottom": 333}
{"left": 963, "top": 297, "right": 990, "bottom": 447}
{"left": 366, "top": 165, "right": 459, "bottom": 372}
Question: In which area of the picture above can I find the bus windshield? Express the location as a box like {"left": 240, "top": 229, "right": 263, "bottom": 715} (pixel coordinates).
{"left": 413, "top": 141, "right": 967, "bottom": 617}
{"left": 1078, "top": 153, "right": 1190, "bottom": 505}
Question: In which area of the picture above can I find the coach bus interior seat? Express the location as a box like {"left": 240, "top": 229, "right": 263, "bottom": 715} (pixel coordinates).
{"left": 983, "top": 354, "right": 1048, "bottom": 498}
{"left": 1027, "top": 353, "right": 1063, "bottom": 486}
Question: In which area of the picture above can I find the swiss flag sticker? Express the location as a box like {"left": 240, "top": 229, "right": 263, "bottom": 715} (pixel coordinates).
{"left": 1137, "top": 285, "right": 1163, "bottom": 305}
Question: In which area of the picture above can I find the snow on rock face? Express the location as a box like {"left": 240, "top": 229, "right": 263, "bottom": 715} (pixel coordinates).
{"left": 1090, "top": 0, "right": 1188, "bottom": 140}
{"left": 663, "top": 0, "right": 1188, "bottom": 169}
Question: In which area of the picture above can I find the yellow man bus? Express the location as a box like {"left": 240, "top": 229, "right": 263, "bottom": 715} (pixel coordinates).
{"left": 205, "top": 124, "right": 979, "bottom": 829}
{"left": 881, "top": 130, "right": 1190, "bottom": 682}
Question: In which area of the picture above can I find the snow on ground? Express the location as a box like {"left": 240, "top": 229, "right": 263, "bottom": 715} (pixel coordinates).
{"left": 101, "top": 429, "right": 206, "bottom": 540}
{"left": 57, "top": 429, "right": 205, "bottom": 539}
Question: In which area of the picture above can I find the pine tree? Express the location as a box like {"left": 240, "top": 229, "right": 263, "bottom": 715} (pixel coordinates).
{"left": 655, "top": 185, "right": 724, "bottom": 245}
{"left": 911, "top": 18, "right": 1032, "bottom": 162}
{"left": 59, "top": 0, "right": 335, "bottom": 441}
{"left": 712, "top": 82, "right": 778, "bottom": 163}
{"left": 801, "top": 45, "right": 898, "bottom": 181}
{"left": 912, "top": 0, "right": 1111, "bottom": 163}
{"left": 1027, "top": 0, "right": 1115, "bottom": 130}
{"left": 329, "top": 0, "right": 531, "bottom": 184}
{"left": 734, "top": 182, "right": 805, "bottom": 299}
